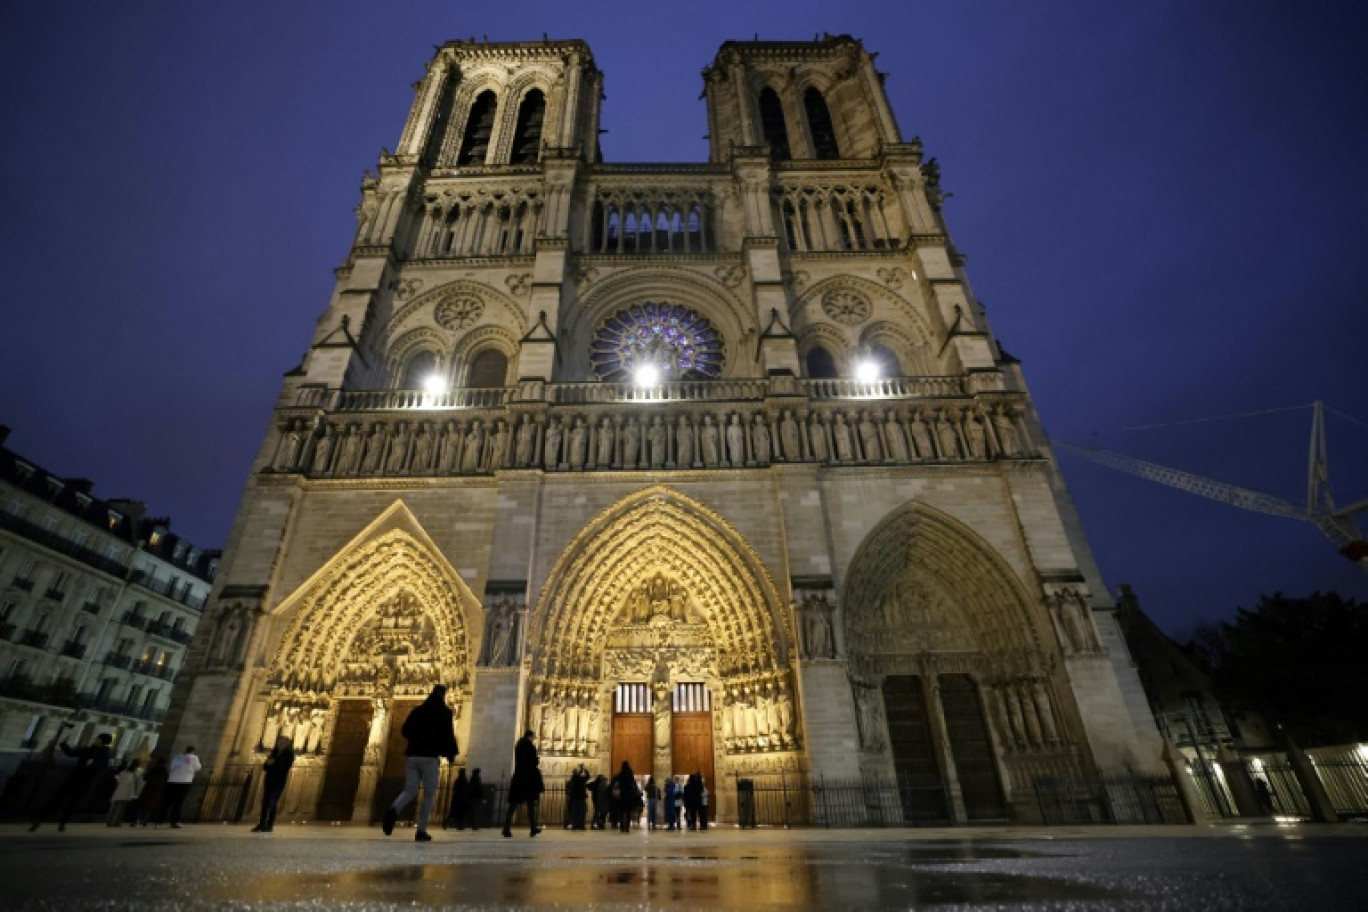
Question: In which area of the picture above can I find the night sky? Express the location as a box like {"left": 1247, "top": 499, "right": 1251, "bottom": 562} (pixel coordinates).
{"left": 2, "top": 2, "right": 1364, "bottom": 635}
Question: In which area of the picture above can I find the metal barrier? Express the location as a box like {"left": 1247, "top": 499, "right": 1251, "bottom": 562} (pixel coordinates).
{"left": 1034, "top": 772, "right": 1188, "bottom": 825}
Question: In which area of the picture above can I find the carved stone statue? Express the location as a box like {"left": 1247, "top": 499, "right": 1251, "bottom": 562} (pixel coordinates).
{"left": 514, "top": 415, "right": 535, "bottom": 467}
{"left": 809, "top": 414, "right": 829, "bottom": 462}
{"left": 336, "top": 425, "right": 362, "bottom": 475}
{"left": 486, "top": 598, "right": 514, "bottom": 665}
{"left": 801, "top": 594, "right": 835, "bottom": 659}
{"left": 833, "top": 413, "right": 854, "bottom": 462}
{"left": 568, "top": 418, "right": 588, "bottom": 469}
{"left": 700, "top": 415, "right": 720, "bottom": 467}
{"left": 751, "top": 413, "right": 771, "bottom": 464}
{"left": 275, "top": 422, "right": 303, "bottom": 471}
{"left": 854, "top": 681, "right": 886, "bottom": 752}
{"left": 543, "top": 418, "right": 563, "bottom": 469}
{"left": 212, "top": 608, "right": 248, "bottom": 666}
{"left": 858, "top": 412, "right": 882, "bottom": 462}
{"left": 779, "top": 410, "right": 801, "bottom": 461}
{"left": 648, "top": 416, "right": 667, "bottom": 467}
{"left": 883, "top": 411, "right": 909, "bottom": 462}
{"left": 676, "top": 415, "right": 695, "bottom": 467}
{"left": 994, "top": 409, "right": 1021, "bottom": 456}
{"left": 386, "top": 423, "right": 411, "bottom": 474}
{"left": 410, "top": 423, "right": 434, "bottom": 473}
{"left": 726, "top": 413, "right": 746, "bottom": 466}
{"left": 623, "top": 417, "right": 641, "bottom": 468}
{"left": 361, "top": 424, "right": 385, "bottom": 474}
{"left": 934, "top": 412, "right": 960, "bottom": 460}
{"left": 310, "top": 425, "right": 336, "bottom": 474}
{"left": 596, "top": 416, "right": 616, "bottom": 467}
{"left": 462, "top": 419, "right": 485, "bottom": 473}
{"left": 305, "top": 708, "right": 326, "bottom": 753}
{"left": 963, "top": 412, "right": 987, "bottom": 460}
{"left": 909, "top": 413, "right": 933, "bottom": 460}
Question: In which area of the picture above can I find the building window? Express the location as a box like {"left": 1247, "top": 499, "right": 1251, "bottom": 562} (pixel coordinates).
{"left": 143, "top": 689, "right": 159, "bottom": 712}
{"left": 803, "top": 87, "right": 840, "bottom": 159}
{"left": 22, "top": 714, "right": 44, "bottom": 747}
{"left": 510, "top": 89, "right": 546, "bottom": 165}
{"left": 398, "top": 350, "right": 439, "bottom": 390}
{"left": 590, "top": 303, "right": 724, "bottom": 382}
{"left": 41, "top": 515, "right": 59, "bottom": 533}
{"left": 6, "top": 658, "right": 27, "bottom": 681}
{"left": 16, "top": 559, "right": 36, "bottom": 583}
{"left": 805, "top": 346, "right": 839, "bottom": 379}
{"left": 70, "top": 529, "right": 88, "bottom": 549}
{"left": 466, "top": 350, "right": 509, "bottom": 389}
{"left": 758, "top": 88, "right": 791, "bottom": 161}
{"left": 457, "top": 90, "right": 498, "bottom": 166}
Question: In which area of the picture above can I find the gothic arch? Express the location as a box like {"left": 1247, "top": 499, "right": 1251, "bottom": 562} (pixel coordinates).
{"left": 386, "top": 326, "right": 448, "bottom": 385}
{"left": 796, "top": 323, "right": 852, "bottom": 375}
{"left": 529, "top": 486, "right": 790, "bottom": 680}
{"left": 450, "top": 324, "right": 520, "bottom": 384}
{"left": 564, "top": 267, "right": 756, "bottom": 380}
{"left": 440, "top": 74, "right": 504, "bottom": 165}
{"left": 267, "top": 501, "right": 482, "bottom": 694}
{"left": 859, "top": 319, "right": 934, "bottom": 375}
{"left": 389, "top": 278, "right": 527, "bottom": 340}
{"left": 797, "top": 275, "right": 936, "bottom": 359}
{"left": 841, "top": 501, "right": 1046, "bottom": 672}
{"left": 493, "top": 72, "right": 556, "bottom": 163}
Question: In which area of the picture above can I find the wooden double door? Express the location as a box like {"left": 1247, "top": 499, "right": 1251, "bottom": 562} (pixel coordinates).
{"left": 316, "top": 699, "right": 372, "bottom": 822}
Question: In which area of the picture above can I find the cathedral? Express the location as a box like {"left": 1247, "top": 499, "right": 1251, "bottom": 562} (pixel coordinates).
{"left": 163, "top": 36, "right": 1163, "bottom": 825}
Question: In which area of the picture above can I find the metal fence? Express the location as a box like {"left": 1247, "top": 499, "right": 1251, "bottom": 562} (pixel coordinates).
{"left": 735, "top": 775, "right": 951, "bottom": 828}
{"left": 1034, "top": 771, "right": 1188, "bottom": 825}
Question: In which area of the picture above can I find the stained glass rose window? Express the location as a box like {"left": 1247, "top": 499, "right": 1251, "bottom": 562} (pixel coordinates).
{"left": 590, "top": 302, "right": 724, "bottom": 381}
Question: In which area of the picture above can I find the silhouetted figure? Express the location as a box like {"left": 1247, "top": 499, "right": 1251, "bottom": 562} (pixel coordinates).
{"left": 611, "top": 761, "right": 640, "bottom": 832}
{"left": 160, "top": 745, "right": 201, "bottom": 828}
{"left": 683, "top": 772, "right": 703, "bottom": 830}
{"left": 590, "top": 774, "right": 609, "bottom": 829}
{"left": 566, "top": 766, "right": 589, "bottom": 830}
{"left": 29, "top": 733, "right": 113, "bottom": 832}
{"left": 252, "top": 736, "right": 295, "bottom": 832}
{"left": 663, "top": 776, "right": 679, "bottom": 830}
{"left": 503, "top": 730, "right": 544, "bottom": 837}
{"left": 467, "top": 769, "right": 484, "bottom": 830}
{"left": 446, "top": 768, "right": 469, "bottom": 829}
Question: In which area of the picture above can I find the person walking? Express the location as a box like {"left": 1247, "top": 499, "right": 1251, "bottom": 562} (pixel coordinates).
{"left": 683, "top": 772, "right": 702, "bottom": 831}
{"left": 610, "top": 761, "right": 640, "bottom": 833}
{"left": 502, "top": 729, "right": 544, "bottom": 837}
{"left": 644, "top": 775, "right": 658, "bottom": 830}
{"left": 662, "top": 776, "right": 678, "bottom": 830}
{"left": 29, "top": 733, "right": 114, "bottom": 832}
{"left": 161, "top": 745, "right": 202, "bottom": 828}
{"left": 107, "top": 759, "right": 143, "bottom": 826}
{"left": 466, "top": 768, "right": 484, "bottom": 830}
{"left": 252, "top": 735, "right": 295, "bottom": 832}
{"left": 445, "top": 768, "right": 469, "bottom": 829}
{"left": 382, "top": 685, "right": 459, "bottom": 842}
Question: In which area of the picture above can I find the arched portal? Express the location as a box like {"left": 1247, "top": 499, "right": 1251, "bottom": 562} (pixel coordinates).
{"left": 259, "top": 503, "right": 480, "bottom": 823}
{"left": 842, "top": 502, "right": 1080, "bottom": 821}
{"left": 527, "top": 487, "right": 800, "bottom": 804}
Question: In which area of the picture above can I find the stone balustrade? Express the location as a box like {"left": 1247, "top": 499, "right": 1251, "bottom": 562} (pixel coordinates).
{"left": 270, "top": 378, "right": 1032, "bottom": 479}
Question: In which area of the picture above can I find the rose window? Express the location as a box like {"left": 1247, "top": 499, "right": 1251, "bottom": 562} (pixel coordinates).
{"left": 590, "top": 303, "right": 724, "bottom": 381}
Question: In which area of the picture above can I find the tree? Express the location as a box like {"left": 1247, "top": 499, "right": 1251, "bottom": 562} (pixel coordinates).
{"left": 1185, "top": 592, "right": 1368, "bottom": 747}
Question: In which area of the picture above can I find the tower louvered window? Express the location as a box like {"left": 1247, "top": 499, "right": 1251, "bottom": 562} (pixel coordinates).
{"left": 759, "top": 88, "right": 790, "bottom": 161}
{"left": 510, "top": 90, "right": 546, "bottom": 164}
{"left": 457, "top": 91, "right": 498, "bottom": 166}
{"left": 804, "top": 87, "right": 840, "bottom": 159}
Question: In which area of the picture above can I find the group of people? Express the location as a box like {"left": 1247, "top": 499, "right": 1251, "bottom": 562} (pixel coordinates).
{"left": 28, "top": 738, "right": 203, "bottom": 832}
{"left": 562, "top": 765, "right": 710, "bottom": 832}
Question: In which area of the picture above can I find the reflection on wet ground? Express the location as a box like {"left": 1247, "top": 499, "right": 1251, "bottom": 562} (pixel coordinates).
{"left": 247, "top": 856, "right": 1120, "bottom": 908}
{"left": 4, "top": 828, "right": 1368, "bottom": 910}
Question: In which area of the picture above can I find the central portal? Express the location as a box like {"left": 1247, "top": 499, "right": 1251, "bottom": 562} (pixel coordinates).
{"left": 610, "top": 683, "right": 653, "bottom": 774}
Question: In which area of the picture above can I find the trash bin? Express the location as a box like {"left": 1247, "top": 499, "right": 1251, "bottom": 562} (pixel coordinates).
{"left": 737, "top": 778, "right": 756, "bottom": 828}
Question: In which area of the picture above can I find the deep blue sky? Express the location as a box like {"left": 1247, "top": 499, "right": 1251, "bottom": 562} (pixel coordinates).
{"left": 2, "top": 2, "right": 1365, "bottom": 635}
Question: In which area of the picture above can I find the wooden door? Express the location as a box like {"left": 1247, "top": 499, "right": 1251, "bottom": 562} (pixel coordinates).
{"left": 315, "top": 700, "right": 371, "bottom": 822}
{"left": 939, "top": 674, "right": 1005, "bottom": 820}
{"left": 883, "top": 675, "right": 949, "bottom": 822}
{"left": 611, "top": 714, "right": 653, "bottom": 776}
{"left": 671, "top": 713, "right": 715, "bottom": 791}
{"left": 372, "top": 699, "right": 422, "bottom": 823}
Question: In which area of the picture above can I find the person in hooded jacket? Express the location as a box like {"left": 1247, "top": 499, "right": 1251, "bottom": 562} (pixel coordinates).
{"left": 252, "top": 735, "right": 296, "bottom": 833}
{"left": 381, "top": 685, "right": 459, "bottom": 842}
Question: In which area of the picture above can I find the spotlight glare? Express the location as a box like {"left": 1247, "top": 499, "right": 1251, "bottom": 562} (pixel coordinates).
{"left": 855, "top": 360, "right": 881, "bottom": 383}
{"left": 634, "top": 363, "right": 660, "bottom": 387}
{"left": 422, "top": 374, "right": 447, "bottom": 396}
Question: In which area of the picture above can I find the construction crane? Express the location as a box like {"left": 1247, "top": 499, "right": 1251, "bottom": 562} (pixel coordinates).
{"left": 1055, "top": 401, "right": 1368, "bottom": 571}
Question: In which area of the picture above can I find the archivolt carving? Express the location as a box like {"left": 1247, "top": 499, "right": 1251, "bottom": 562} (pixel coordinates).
{"left": 859, "top": 319, "right": 934, "bottom": 375}
{"left": 797, "top": 275, "right": 931, "bottom": 347}
{"left": 529, "top": 486, "right": 789, "bottom": 681}
{"left": 389, "top": 279, "right": 527, "bottom": 340}
{"left": 387, "top": 326, "right": 448, "bottom": 375}
{"left": 451, "top": 324, "right": 521, "bottom": 365}
{"left": 842, "top": 503, "right": 1046, "bottom": 677}
{"left": 268, "top": 524, "right": 477, "bottom": 695}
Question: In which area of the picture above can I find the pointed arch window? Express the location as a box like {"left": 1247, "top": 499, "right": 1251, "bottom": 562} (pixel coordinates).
{"left": 457, "top": 91, "right": 498, "bottom": 166}
{"left": 399, "top": 351, "right": 439, "bottom": 390}
{"left": 805, "top": 346, "right": 838, "bottom": 379}
{"left": 466, "top": 349, "right": 508, "bottom": 389}
{"left": 869, "top": 343, "right": 902, "bottom": 377}
{"left": 758, "top": 88, "right": 790, "bottom": 161}
{"left": 804, "top": 87, "right": 840, "bottom": 159}
{"left": 510, "top": 89, "right": 546, "bottom": 165}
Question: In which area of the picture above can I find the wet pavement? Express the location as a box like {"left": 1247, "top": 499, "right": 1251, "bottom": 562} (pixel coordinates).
{"left": 2, "top": 823, "right": 1366, "bottom": 910}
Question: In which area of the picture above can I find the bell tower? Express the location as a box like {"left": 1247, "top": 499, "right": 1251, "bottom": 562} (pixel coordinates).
{"left": 703, "top": 35, "right": 902, "bottom": 162}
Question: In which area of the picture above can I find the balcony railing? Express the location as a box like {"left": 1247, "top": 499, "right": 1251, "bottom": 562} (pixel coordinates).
{"left": 80, "top": 601, "right": 102, "bottom": 615}
{"left": 550, "top": 379, "right": 771, "bottom": 404}
{"left": 60, "top": 641, "right": 87, "bottom": 660}
{"left": 19, "top": 629, "right": 50, "bottom": 649}
{"left": 121, "top": 611, "right": 146, "bottom": 629}
{"left": 147, "top": 622, "right": 193, "bottom": 646}
{"left": 11, "top": 577, "right": 34, "bottom": 591}
{"left": 103, "top": 653, "right": 133, "bottom": 670}
{"left": 78, "top": 694, "right": 167, "bottom": 722}
{"left": 128, "top": 569, "right": 207, "bottom": 613}
{"left": 0, "top": 511, "right": 127, "bottom": 578}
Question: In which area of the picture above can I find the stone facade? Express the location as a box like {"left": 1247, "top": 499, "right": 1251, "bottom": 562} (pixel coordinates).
{"left": 163, "top": 36, "right": 1162, "bottom": 825}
